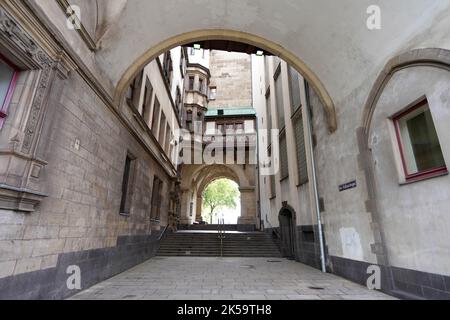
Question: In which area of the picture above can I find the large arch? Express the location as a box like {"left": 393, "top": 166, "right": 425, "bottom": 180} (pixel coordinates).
{"left": 354, "top": 47, "right": 450, "bottom": 292}
{"left": 112, "top": 29, "right": 337, "bottom": 133}
{"left": 179, "top": 164, "right": 257, "bottom": 225}
{"left": 361, "top": 48, "right": 450, "bottom": 136}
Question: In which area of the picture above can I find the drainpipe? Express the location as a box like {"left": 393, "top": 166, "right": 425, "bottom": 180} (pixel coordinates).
{"left": 304, "top": 81, "right": 327, "bottom": 273}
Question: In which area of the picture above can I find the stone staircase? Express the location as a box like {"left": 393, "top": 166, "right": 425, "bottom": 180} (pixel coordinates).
{"left": 157, "top": 230, "right": 281, "bottom": 257}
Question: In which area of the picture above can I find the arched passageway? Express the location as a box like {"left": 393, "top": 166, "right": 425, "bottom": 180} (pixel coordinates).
{"left": 201, "top": 178, "right": 240, "bottom": 224}
{"left": 180, "top": 164, "right": 257, "bottom": 227}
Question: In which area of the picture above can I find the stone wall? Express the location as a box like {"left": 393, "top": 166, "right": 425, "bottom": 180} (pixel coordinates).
{"left": 0, "top": 71, "right": 172, "bottom": 298}
{"left": 209, "top": 51, "right": 252, "bottom": 109}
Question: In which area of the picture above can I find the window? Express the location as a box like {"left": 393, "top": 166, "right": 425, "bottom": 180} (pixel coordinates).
{"left": 151, "top": 176, "right": 163, "bottom": 220}
{"left": 126, "top": 70, "right": 143, "bottom": 108}
{"left": 0, "top": 56, "right": 19, "bottom": 129}
{"left": 293, "top": 108, "right": 308, "bottom": 185}
{"left": 289, "top": 66, "right": 301, "bottom": 113}
{"left": 175, "top": 86, "right": 182, "bottom": 114}
{"left": 151, "top": 97, "right": 160, "bottom": 136}
{"left": 198, "top": 78, "right": 204, "bottom": 94}
{"left": 264, "top": 57, "right": 270, "bottom": 90}
{"left": 120, "top": 154, "right": 136, "bottom": 215}
{"left": 226, "top": 123, "right": 234, "bottom": 132}
{"left": 268, "top": 147, "right": 276, "bottom": 198}
{"left": 188, "top": 76, "right": 195, "bottom": 90}
{"left": 165, "top": 124, "right": 171, "bottom": 153}
{"left": 274, "top": 64, "right": 285, "bottom": 129}
{"left": 209, "top": 86, "right": 217, "bottom": 100}
{"left": 265, "top": 89, "right": 272, "bottom": 146}
{"left": 217, "top": 123, "right": 224, "bottom": 135}
{"left": 279, "top": 131, "right": 289, "bottom": 180}
{"left": 141, "top": 79, "right": 153, "bottom": 124}
{"left": 393, "top": 98, "right": 447, "bottom": 182}
{"left": 163, "top": 52, "right": 173, "bottom": 86}
{"left": 186, "top": 110, "right": 193, "bottom": 132}
{"left": 180, "top": 48, "right": 186, "bottom": 77}
{"left": 159, "top": 113, "right": 166, "bottom": 143}
{"left": 195, "top": 111, "right": 203, "bottom": 133}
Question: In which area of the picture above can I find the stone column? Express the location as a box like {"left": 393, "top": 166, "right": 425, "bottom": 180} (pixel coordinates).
{"left": 237, "top": 187, "right": 257, "bottom": 225}
{"left": 196, "top": 195, "right": 203, "bottom": 221}
{"left": 179, "top": 188, "right": 191, "bottom": 225}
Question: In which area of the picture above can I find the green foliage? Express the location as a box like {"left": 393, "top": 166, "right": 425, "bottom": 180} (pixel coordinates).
{"left": 202, "top": 179, "right": 239, "bottom": 224}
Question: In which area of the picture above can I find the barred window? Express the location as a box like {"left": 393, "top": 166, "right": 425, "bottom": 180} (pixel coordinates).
{"left": 151, "top": 97, "right": 160, "bottom": 136}
{"left": 289, "top": 66, "right": 301, "bottom": 114}
{"left": 265, "top": 89, "right": 272, "bottom": 146}
{"left": 279, "top": 131, "right": 289, "bottom": 180}
{"left": 120, "top": 153, "right": 136, "bottom": 215}
{"left": 293, "top": 109, "right": 308, "bottom": 185}
{"left": 268, "top": 147, "right": 276, "bottom": 198}
{"left": 141, "top": 79, "right": 153, "bottom": 124}
{"left": 274, "top": 64, "right": 285, "bottom": 129}
{"left": 151, "top": 176, "right": 163, "bottom": 220}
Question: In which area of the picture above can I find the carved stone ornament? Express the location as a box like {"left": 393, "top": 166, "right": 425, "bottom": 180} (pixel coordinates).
{"left": 0, "top": 6, "right": 55, "bottom": 212}
{"left": 0, "top": 7, "right": 55, "bottom": 154}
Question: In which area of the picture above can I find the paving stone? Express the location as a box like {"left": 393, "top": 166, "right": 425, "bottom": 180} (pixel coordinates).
{"left": 71, "top": 257, "right": 395, "bottom": 300}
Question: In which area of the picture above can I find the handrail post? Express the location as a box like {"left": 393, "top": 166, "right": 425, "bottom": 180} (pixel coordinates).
{"left": 218, "top": 218, "right": 224, "bottom": 257}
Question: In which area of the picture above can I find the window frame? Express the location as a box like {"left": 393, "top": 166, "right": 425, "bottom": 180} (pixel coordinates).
{"left": 392, "top": 98, "right": 448, "bottom": 183}
{"left": 0, "top": 55, "right": 20, "bottom": 129}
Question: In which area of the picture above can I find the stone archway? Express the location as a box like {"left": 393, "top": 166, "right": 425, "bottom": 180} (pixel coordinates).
{"left": 355, "top": 48, "right": 450, "bottom": 292}
{"left": 112, "top": 29, "right": 337, "bottom": 133}
{"left": 180, "top": 164, "right": 257, "bottom": 227}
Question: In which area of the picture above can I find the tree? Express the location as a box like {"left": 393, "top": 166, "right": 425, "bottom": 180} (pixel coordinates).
{"left": 202, "top": 179, "right": 239, "bottom": 224}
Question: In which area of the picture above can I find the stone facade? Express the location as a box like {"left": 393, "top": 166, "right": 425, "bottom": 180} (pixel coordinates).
{"left": 209, "top": 51, "right": 253, "bottom": 109}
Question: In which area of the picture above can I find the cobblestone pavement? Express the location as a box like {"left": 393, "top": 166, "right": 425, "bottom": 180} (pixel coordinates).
{"left": 70, "top": 257, "right": 396, "bottom": 300}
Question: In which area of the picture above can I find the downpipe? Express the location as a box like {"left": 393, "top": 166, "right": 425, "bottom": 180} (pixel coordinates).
{"left": 304, "top": 82, "right": 327, "bottom": 273}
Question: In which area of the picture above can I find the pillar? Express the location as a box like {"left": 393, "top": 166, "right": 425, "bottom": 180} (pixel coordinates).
{"left": 237, "top": 187, "right": 257, "bottom": 225}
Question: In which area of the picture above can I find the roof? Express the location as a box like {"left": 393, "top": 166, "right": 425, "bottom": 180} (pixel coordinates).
{"left": 205, "top": 107, "right": 256, "bottom": 117}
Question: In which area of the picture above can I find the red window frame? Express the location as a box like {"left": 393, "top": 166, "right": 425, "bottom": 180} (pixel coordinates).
{"left": 0, "top": 54, "right": 19, "bottom": 129}
{"left": 393, "top": 98, "right": 448, "bottom": 183}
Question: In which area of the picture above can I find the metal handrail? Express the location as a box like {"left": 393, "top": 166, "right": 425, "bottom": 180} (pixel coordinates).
{"left": 265, "top": 219, "right": 281, "bottom": 240}
{"left": 158, "top": 224, "right": 169, "bottom": 241}
{"left": 218, "top": 218, "right": 225, "bottom": 257}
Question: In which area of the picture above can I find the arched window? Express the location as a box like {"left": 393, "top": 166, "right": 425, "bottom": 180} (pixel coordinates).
{"left": 0, "top": 56, "right": 19, "bottom": 129}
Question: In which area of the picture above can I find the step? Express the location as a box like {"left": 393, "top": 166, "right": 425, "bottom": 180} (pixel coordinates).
{"left": 157, "top": 231, "right": 281, "bottom": 258}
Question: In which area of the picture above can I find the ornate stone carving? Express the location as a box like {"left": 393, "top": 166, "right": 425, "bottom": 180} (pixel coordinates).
{"left": 0, "top": 7, "right": 55, "bottom": 154}
{"left": 0, "top": 8, "right": 52, "bottom": 68}
{"left": 21, "top": 65, "right": 53, "bottom": 153}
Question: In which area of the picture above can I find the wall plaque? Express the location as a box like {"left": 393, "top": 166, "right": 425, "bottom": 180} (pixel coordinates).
{"left": 339, "top": 180, "right": 357, "bottom": 192}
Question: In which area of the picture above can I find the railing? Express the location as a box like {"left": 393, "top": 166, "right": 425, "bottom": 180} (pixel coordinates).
{"left": 217, "top": 218, "right": 225, "bottom": 257}
{"left": 158, "top": 225, "right": 169, "bottom": 241}
{"left": 265, "top": 219, "right": 281, "bottom": 240}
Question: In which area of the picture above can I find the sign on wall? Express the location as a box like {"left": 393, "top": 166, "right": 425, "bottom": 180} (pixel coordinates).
{"left": 339, "top": 180, "right": 357, "bottom": 192}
